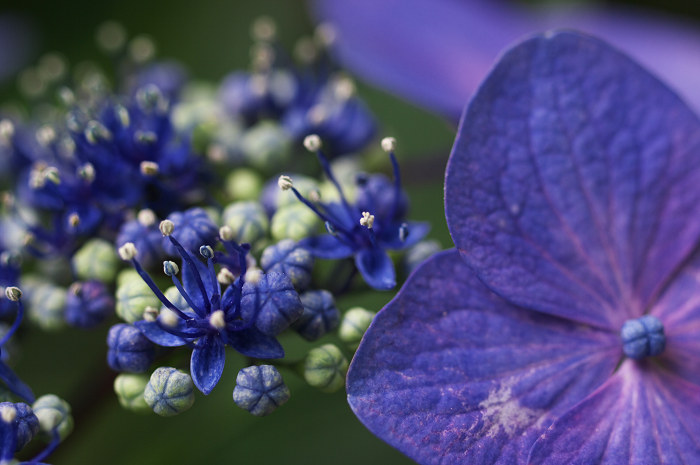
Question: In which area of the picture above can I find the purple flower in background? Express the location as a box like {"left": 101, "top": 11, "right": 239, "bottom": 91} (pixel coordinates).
{"left": 347, "top": 32, "right": 700, "bottom": 464}
{"left": 313, "top": 0, "right": 700, "bottom": 121}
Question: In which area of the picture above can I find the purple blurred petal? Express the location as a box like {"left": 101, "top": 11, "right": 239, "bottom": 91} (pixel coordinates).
{"left": 191, "top": 335, "right": 225, "bottom": 395}
{"left": 529, "top": 361, "right": 700, "bottom": 464}
{"left": 134, "top": 320, "right": 187, "bottom": 347}
{"left": 354, "top": 248, "right": 395, "bottom": 290}
{"left": 445, "top": 31, "right": 700, "bottom": 330}
{"left": 348, "top": 250, "right": 619, "bottom": 465}
{"left": 314, "top": 0, "right": 700, "bottom": 119}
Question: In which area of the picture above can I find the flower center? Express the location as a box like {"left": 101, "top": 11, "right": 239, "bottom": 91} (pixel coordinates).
{"left": 620, "top": 315, "right": 665, "bottom": 359}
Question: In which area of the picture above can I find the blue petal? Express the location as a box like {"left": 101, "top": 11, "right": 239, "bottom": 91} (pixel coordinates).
{"left": 314, "top": 0, "right": 700, "bottom": 119}
{"left": 134, "top": 320, "right": 187, "bottom": 347}
{"left": 529, "top": 361, "right": 700, "bottom": 464}
{"left": 191, "top": 335, "right": 225, "bottom": 395}
{"left": 354, "top": 248, "right": 395, "bottom": 290}
{"left": 380, "top": 221, "right": 430, "bottom": 250}
{"left": 298, "top": 235, "right": 354, "bottom": 259}
{"left": 445, "top": 31, "right": 700, "bottom": 330}
{"left": 348, "top": 250, "right": 619, "bottom": 465}
{"left": 182, "top": 251, "right": 217, "bottom": 311}
{"left": 0, "top": 361, "right": 34, "bottom": 403}
{"left": 225, "top": 327, "right": 284, "bottom": 359}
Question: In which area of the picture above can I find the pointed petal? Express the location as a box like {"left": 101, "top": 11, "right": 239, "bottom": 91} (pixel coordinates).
{"left": 314, "top": 0, "right": 700, "bottom": 120}
{"left": 348, "top": 250, "right": 619, "bottom": 465}
{"left": 380, "top": 221, "right": 430, "bottom": 250}
{"left": 354, "top": 248, "right": 395, "bottom": 290}
{"left": 225, "top": 327, "right": 284, "bottom": 359}
{"left": 182, "top": 251, "right": 217, "bottom": 311}
{"left": 446, "top": 31, "right": 700, "bottom": 330}
{"left": 298, "top": 235, "right": 354, "bottom": 259}
{"left": 529, "top": 361, "right": 700, "bottom": 464}
{"left": 134, "top": 320, "right": 188, "bottom": 347}
{"left": 191, "top": 335, "right": 225, "bottom": 395}
{"left": 0, "top": 361, "right": 34, "bottom": 403}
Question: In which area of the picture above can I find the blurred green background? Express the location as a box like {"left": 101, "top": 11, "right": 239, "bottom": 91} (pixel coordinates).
{"left": 0, "top": 0, "right": 699, "bottom": 463}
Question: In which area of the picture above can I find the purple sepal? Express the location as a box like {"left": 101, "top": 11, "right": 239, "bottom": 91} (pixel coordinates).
{"left": 190, "top": 334, "right": 225, "bottom": 395}
{"left": 224, "top": 327, "right": 284, "bottom": 359}
{"left": 134, "top": 320, "right": 187, "bottom": 347}
{"left": 529, "top": 361, "right": 700, "bottom": 464}
{"left": 354, "top": 248, "right": 395, "bottom": 290}
{"left": 348, "top": 250, "right": 619, "bottom": 465}
{"left": 445, "top": 31, "right": 700, "bottom": 330}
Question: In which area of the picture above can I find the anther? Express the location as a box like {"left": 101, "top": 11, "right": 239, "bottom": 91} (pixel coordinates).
{"left": 278, "top": 175, "right": 294, "bottom": 191}
{"left": 140, "top": 161, "right": 160, "bottom": 176}
{"left": 209, "top": 310, "right": 227, "bottom": 330}
{"left": 115, "top": 105, "right": 130, "bottom": 127}
{"left": 381, "top": 137, "right": 397, "bottom": 153}
{"left": 159, "top": 220, "right": 174, "bottom": 236}
{"left": 0, "top": 119, "right": 15, "bottom": 144}
{"left": 303, "top": 134, "right": 322, "bottom": 152}
{"left": 217, "top": 268, "right": 235, "bottom": 285}
{"left": 159, "top": 308, "right": 180, "bottom": 328}
{"left": 360, "top": 212, "right": 375, "bottom": 229}
{"left": 118, "top": 242, "right": 138, "bottom": 261}
{"left": 163, "top": 261, "right": 179, "bottom": 277}
{"left": 143, "top": 306, "right": 159, "bottom": 322}
{"left": 134, "top": 130, "right": 157, "bottom": 145}
{"left": 399, "top": 223, "right": 409, "bottom": 242}
{"left": 200, "top": 245, "right": 214, "bottom": 259}
{"left": 137, "top": 209, "right": 157, "bottom": 226}
{"left": 5, "top": 286, "right": 22, "bottom": 302}
{"left": 78, "top": 163, "right": 96, "bottom": 183}
{"left": 36, "top": 125, "right": 56, "bottom": 146}
{"left": 219, "top": 225, "right": 234, "bottom": 242}
{"left": 68, "top": 212, "right": 81, "bottom": 228}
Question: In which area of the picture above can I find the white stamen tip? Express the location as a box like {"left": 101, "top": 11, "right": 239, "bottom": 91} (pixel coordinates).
{"left": 159, "top": 220, "right": 174, "bottom": 236}
{"left": 217, "top": 268, "right": 236, "bottom": 285}
{"left": 209, "top": 310, "right": 227, "bottom": 329}
{"left": 278, "top": 175, "right": 294, "bottom": 191}
{"left": 78, "top": 163, "right": 96, "bottom": 183}
{"left": 118, "top": 242, "right": 138, "bottom": 261}
{"left": 0, "top": 119, "right": 15, "bottom": 143}
{"left": 360, "top": 211, "right": 375, "bottom": 229}
{"left": 0, "top": 404, "right": 17, "bottom": 423}
{"left": 143, "top": 306, "right": 159, "bottom": 322}
{"left": 140, "top": 161, "right": 159, "bottom": 176}
{"left": 219, "top": 225, "right": 234, "bottom": 242}
{"left": 303, "top": 134, "right": 322, "bottom": 152}
{"left": 137, "top": 209, "right": 157, "bottom": 226}
{"left": 245, "top": 268, "right": 263, "bottom": 285}
{"left": 163, "top": 260, "right": 179, "bottom": 276}
{"left": 159, "top": 308, "right": 179, "bottom": 328}
{"left": 68, "top": 212, "right": 81, "bottom": 227}
{"left": 381, "top": 137, "right": 397, "bottom": 153}
{"left": 5, "top": 286, "right": 22, "bottom": 302}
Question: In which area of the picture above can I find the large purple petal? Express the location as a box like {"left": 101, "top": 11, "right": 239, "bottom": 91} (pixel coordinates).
{"left": 313, "top": 0, "right": 700, "bottom": 120}
{"left": 348, "top": 250, "right": 619, "bottom": 465}
{"left": 191, "top": 335, "right": 225, "bottom": 395}
{"left": 445, "top": 31, "right": 700, "bottom": 330}
{"left": 529, "top": 361, "right": 700, "bottom": 464}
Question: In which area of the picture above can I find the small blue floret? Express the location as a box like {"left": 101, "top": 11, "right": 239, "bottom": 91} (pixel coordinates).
{"left": 232, "top": 365, "right": 290, "bottom": 416}
{"left": 620, "top": 315, "right": 666, "bottom": 359}
{"left": 64, "top": 281, "right": 115, "bottom": 328}
{"left": 107, "top": 324, "right": 155, "bottom": 373}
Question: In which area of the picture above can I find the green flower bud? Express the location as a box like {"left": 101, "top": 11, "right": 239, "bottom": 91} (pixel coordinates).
{"left": 241, "top": 121, "right": 291, "bottom": 171}
{"left": 338, "top": 307, "right": 376, "bottom": 349}
{"left": 303, "top": 344, "right": 348, "bottom": 393}
{"left": 144, "top": 367, "right": 194, "bottom": 416}
{"left": 114, "top": 373, "right": 151, "bottom": 413}
{"left": 72, "top": 238, "right": 120, "bottom": 283}
{"left": 24, "top": 280, "right": 67, "bottom": 331}
{"left": 32, "top": 394, "right": 73, "bottom": 440}
{"left": 115, "top": 269, "right": 161, "bottom": 323}
{"left": 222, "top": 201, "right": 269, "bottom": 244}
{"left": 271, "top": 203, "right": 319, "bottom": 241}
{"left": 225, "top": 168, "right": 263, "bottom": 201}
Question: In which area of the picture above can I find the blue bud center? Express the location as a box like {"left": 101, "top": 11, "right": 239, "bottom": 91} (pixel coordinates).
{"left": 620, "top": 315, "right": 665, "bottom": 359}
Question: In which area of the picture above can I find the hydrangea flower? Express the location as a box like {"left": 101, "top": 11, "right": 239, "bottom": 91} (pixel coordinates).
{"left": 288, "top": 136, "right": 429, "bottom": 290}
{"left": 120, "top": 223, "right": 302, "bottom": 394}
{"left": 314, "top": 0, "right": 700, "bottom": 120}
{"left": 348, "top": 32, "right": 700, "bottom": 464}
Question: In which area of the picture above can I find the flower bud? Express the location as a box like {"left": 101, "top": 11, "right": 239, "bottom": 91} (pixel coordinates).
{"left": 303, "top": 344, "right": 348, "bottom": 393}
{"left": 71, "top": 238, "right": 119, "bottom": 283}
{"left": 65, "top": 281, "right": 114, "bottom": 328}
{"left": 144, "top": 367, "right": 194, "bottom": 416}
{"left": 338, "top": 307, "right": 376, "bottom": 349}
{"left": 241, "top": 122, "right": 291, "bottom": 171}
{"left": 32, "top": 395, "right": 73, "bottom": 440}
{"left": 107, "top": 324, "right": 155, "bottom": 373}
{"left": 270, "top": 203, "right": 319, "bottom": 241}
{"left": 292, "top": 290, "right": 339, "bottom": 341}
{"left": 24, "top": 280, "right": 67, "bottom": 331}
{"left": 260, "top": 239, "right": 314, "bottom": 290}
{"left": 232, "top": 365, "right": 290, "bottom": 416}
{"left": 115, "top": 270, "right": 162, "bottom": 324}
{"left": 0, "top": 402, "right": 39, "bottom": 451}
{"left": 222, "top": 201, "right": 269, "bottom": 244}
{"left": 113, "top": 373, "right": 151, "bottom": 413}
{"left": 225, "top": 168, "right": 263, "bottom": 201}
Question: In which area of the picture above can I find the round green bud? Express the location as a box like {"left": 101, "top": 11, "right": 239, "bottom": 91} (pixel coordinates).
{"left": 241, "top": 121, "right": 291, "bottom": 171}
{"left": 115, "top": 269, "right": 161, "bottom": 323}
{"left": 114, "top": 373, "right": 151, "bottom": 413}
{"left": 24, "top": 280, "right": 67, "bottom": 331}
{"left": 144, "top": 367, "right": 194, "bottom": 417}
{"left": 72, "top": 238, "right": 120, "bottom": 283}
{"left": 339, "top": 307, "right": 376, "bottom": 350}
{"left": 225, "top": 168, "right": 263, "bottom": 201}
{"left": 303, "top": 344, "right": 348, "bottom": 393}
{"left": 32, "top": 394, "right": 73, "bottom": 440}
{"left": 222, "top": 201, "right": 269, "bottom": 244}
{"left": 271, "top": 203, "right": 319, "bottom": 241}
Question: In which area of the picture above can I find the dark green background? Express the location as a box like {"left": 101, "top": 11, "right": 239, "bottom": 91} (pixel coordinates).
{"left": 0, "top": 0, "right": 698, "bottom": 463}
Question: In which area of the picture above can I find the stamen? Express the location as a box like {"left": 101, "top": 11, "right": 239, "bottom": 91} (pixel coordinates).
{"left": 381, "top": 137, "right": 403, "bottom": 221}
{"left": 219, "top": 225, "right": 234, "bottom": 242}
{"left": 115, "top": 104, "right": 130, "bottom": 127}
{"left": 0, "top": 287, "right": 24, "bottom": 347}
{"left": 200, "top": 246, "right": 220, "bottom": 308}
{"left": 0, "top": 404, "right": 17, "bottom": 423}
{"left": 77, "top": 163, "right": 96, "bottom": 183}
{"left": 360, "top": 212, "right": 374, "bottom": 229}
{"left": 165, "top": 234, "right": 211, "bottom": 313}
{"left": 68, "top": 213, "right": 80, "bottom": 228}
{"left": 159, "top": 308, "right": 180, "bottom": 328}
{"left": 118, "top": 242, "right": 138, "bottom": 261}
{"left": 217, "top": 268, "right": 235, "bottom": 285}
{"left": 0, "top": 119, "right": 15, "bottom": 145}
{"left": 143, "top": 306, "right": 159, "bottom": 322}
{"left": 278, "top": 175, "right": 294, "bottom": 191}
{"left": 159, "top": 220, "right": 174, "bottom": 236}
{"left": 163, "top": 261, "right": 180, "bottom": 276}
{"left": 135, "top": 130, "right": 158, "bottom": 145}
{"left": 303, "top": 134, "right": 322, "bottom": 152}
{"left": 209, "top": 310, "right": 226, "bottom": 329}
{"left": 137, "top": 209, "right": 157, "bottom": 226}
{"left": 140, "top": 161, "right": 160, "bottom": 176}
